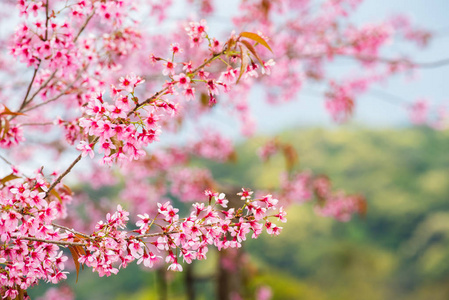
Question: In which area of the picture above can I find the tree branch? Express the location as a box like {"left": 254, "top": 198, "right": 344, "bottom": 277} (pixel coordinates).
{"left": 19, "top": 67, "right": 40, "bottom": 112}
{"left": 44, "top": 48, "right": 227, "bottom": 198}
{"left": 45, "top": 153, "right": 83, "bottom": 198}
{"left": 296, "top": 51, "right": 449, "bottom": 69}
{"left": 22, "top": 70, "right": 84, "bottom": 113}
{"left": 20, "top": 236, "right": 86, "bottom": 247}
{"left": 45, "top": 0, "right": 50, "bottom": 41}
{"left": 0, "top": 154, "right": 13, "bottom": 166}
{"left": 133, "top": 49, "right": 226, "bottom": 113}
{"left": 52, "top": 223, "right": 92, "bottom": 240}
{"left": 74, "top": 10, "right": 96, "bottom": 43}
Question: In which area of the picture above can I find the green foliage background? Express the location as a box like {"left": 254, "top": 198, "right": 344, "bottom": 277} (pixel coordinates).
{"left": 29, "top": 127, "right": 449, "bottom": 299}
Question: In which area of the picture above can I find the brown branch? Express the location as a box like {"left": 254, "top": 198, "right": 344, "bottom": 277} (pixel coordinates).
{"left": 0, "top": 154, "right": 13, "bottom": 166}
{"left": 133, "top": 230, "right": 180, "bottom": 240}
{"left": 22, "top": 70, "right": 84, "bottom": 113}
{"left": 20, "top": 122, "right": 54, "bottom": 126}
{"left": 45, "top": 153, "right": 83, "bottom": 198}
{"left": 43, "top": 48, "right": 227, "bottom": 199}
{"left": 297, "top": 51, "right": 449, "bottom": 69}
{"left": 133, "top": 49, "right": 226, "bottom": 113}
{"left": 11, "top": 70, "right": 56, "bottom": 122}
{"left": 74, "top": 9, "right": 96, "bottom": 43}
{"left": 15, "top": 9, "right": 94, "bottom": 116}
{"left": 52, "top": 223, "right": 93, "bottom": 239}
{"left": 415, "top": 58, "right": 449, "bottom": 68}
{"left": 368, "top": 89, "right": 411, "bottom": 107}
{"left": 44, "top": 135, "right": 98, "bottom": 197}
{"left": 19, "top": 67, "right": 40, "bottom": 112}
{"left": 23, "top": 71, "right": 56, "bottom": 106}
{"left": 341, "top": 53, "right": 449, "bottom": 69}
{"left": 45, "top": 0, "right": 50, "bottom": 41}
{"left": 20, "top": 236, "right": 86, "bottom": 247}
{"left": 131, "top": 87, "right": 169, "bottom": 113}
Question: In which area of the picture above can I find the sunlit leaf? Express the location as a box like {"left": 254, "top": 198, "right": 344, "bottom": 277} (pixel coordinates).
{"left": 61, "top": 184, "right": 73, "bottom": 196}
{"left": 282, "top": 144, "right": 299, "bottom": 172}
{"left": 200, "top": 93, "right": 209, "bottom": 107}
{"left": 357, "top": 195, "right": 368, "bottom": 217}
{"left": 239, "top": 32, "right": 273, "bottom": 52}
{"left": 0, "top": 105, "right": 25, "bottom": 117}
{"left": 236, "top": 45, "right": 248, "bottom": 84}
{"left": 0, "top": 173, "right": 20, "bottom": 186}
{"left": 50, "top": 189, "right": 62, "bottom": 204}
{"left": 0, "top": 118, "right": 9, "bottom": 139}
{"left": 240, "top": 39, "right": 265, "bottom": 67}
{"left": 68, "top": 246, "right": 81, "bottom": 283}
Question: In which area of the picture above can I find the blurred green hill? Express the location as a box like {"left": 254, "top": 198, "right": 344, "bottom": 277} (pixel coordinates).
{"left": 29, "top": 127, "right": 449, "bottom": 299}
{"left": 194, "top": 127, "right": 449, "bottom": 300}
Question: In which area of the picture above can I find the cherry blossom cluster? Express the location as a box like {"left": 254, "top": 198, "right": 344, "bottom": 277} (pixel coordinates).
{"left": 225, "top": 0, "right": 442, "bottom": 124}
{"left": 258, "top": 139, "right": 365, "bottom": 221}
{"left": 408, "top": 99, "right": 449, "bottom": 130}
{"left": 168, "top": 167, "right": 215, "bottom": 203}
{"left": 0, "top": 164, "right": 285, "bottom": 298}
{"left": 2, "top": 0, "right": 145, "bottom": 160}
{"left": 314, "top": 192, "right": 366, "bottom": 222}
{"left": 0, "top": 172, "right": 73, "bottom": 298}
{"left": 188, "top": 130, "right": 235, "bottom": 162}
{"left": 324, "top": 79, "right": 368, "bottom": 122}
{"left": 0, "top": 105, "right": 24, "bottom": 149}
{"left": 279, "top": 172, "right": 365, "bottom": 222}
{"left": 185, "top": 19, "right": 209, "bottom": 48}
{"left": 75, "top": 26, "right": 271, "bottom": 165}
{"left": 76, "top": 74, "right": 169, "bottom": 165}
{"left": 0, "top": 0, "right": 444, "bottom": 298}
{"left": 36, "top": 285, "right": 73, "bottom": 300}
{"left": 148, "top": 20, "right": 274, "bottom": 110}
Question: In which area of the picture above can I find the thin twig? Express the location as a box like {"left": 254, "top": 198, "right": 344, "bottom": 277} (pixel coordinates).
{"left": 19, "top": 67, "right": 40, "bottom": 111}
{"left": 74, "top": 10, "right": 96, "bottom": 43}
{"left": 45, "top": 154, "right": 83, "bottom": 198}
{"left": 23, "top": 71, "right": 84, "bottom": 113}
{"left": 14, "top": 9, "right": 94, "bottom": 115}
{"left": 134, "top": 231, "right": 180, "bottom": 239}
{"left": 368, "top": 89, "right": 411, "bottom": 107}
{"left": 0, "top": 154, "right": 12, "bottom": 166}
{"left": 21, "top": 236, "right": 86, "bottom": 247}
{"left": 133, "top": 49, "right": 226, "bottom": 113}
{"left": 52, "top": 223, "right": 93, "bottom": 239}
{"left": 297, "top": 51, "right": 449, "bottom": 69}
{"left": 45, "top": 0, "right": 50, "bottom": 41}
{"left": 43, "top": 49, "right": 227, "bottom": 198}
{"left": 23, "top": 71, "right": 56, "bottom": 107}
{"left": 415, "top": 58, "right": 449, "bottom": 68}
{"left": 20, "top": 122, "right": 54, "bottom": 126}
{"left": 44, "top": 135, "right": 98, "bottom": 198}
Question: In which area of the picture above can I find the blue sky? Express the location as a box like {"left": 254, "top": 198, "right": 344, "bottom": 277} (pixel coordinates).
{"left": 249, "top": 0, "right": 449, "bottom": 133}
{"left": 160, "top": 0, "right": 449, "bottom": 145}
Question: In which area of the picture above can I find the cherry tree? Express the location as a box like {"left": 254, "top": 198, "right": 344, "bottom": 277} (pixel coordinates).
{"left": 0, "top": 0, "right": 446, "bottom": 299}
